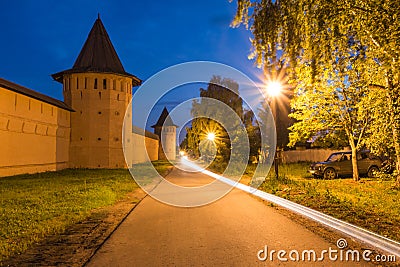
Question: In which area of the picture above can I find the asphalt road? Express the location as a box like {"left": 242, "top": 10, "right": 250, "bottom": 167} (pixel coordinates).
{"left": 86, "top": 166, "right": 374, "bottom": 266}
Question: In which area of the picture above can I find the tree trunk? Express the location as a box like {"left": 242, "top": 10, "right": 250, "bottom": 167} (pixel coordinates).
{"left": 386, "top": 70, "right": 400, "bottom": 185}
{"left": 390, "top": 96, "right": 400, "bottom": 185}
{"left": 350, "top": 142, "right": 360, "bottom": 181}
{"left": 393, "top": 127, "right": 400, "bottom": 185}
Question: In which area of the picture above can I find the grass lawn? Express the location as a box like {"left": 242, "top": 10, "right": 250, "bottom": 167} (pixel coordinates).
{"left": 254, "top": 163, "right": 400, "bottom": 242}
{"left": 0, "top": 161, "right": 172, "bottom": 262}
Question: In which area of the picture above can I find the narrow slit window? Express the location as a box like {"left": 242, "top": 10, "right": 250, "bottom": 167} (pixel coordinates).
{"left": 94, "top": 78, "right": 98, "bottom": 89}
{"left": 103, "top": 79, "right": 107, "bottom": 89}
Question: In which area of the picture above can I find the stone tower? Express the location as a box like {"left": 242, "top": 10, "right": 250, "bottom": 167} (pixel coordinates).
{"left": 52, "top": 16, "right": 141, "bottom": 168}
{"left": 152, "top": 107, "right": 178, "bottom": 160}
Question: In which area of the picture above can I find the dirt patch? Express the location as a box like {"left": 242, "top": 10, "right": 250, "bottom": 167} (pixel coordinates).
{"left": 1, "top": 189, "right": 147, "bottom": 267}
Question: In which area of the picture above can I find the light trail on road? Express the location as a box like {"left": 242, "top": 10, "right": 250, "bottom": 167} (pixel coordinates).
{"left": 181, "top": 158, "right": 400, "bottom": 258}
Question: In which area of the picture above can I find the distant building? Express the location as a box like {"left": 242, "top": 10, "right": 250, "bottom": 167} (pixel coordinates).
{"left": 0, "top": 16, "right": 174, "bottom": 177}
{"left": 152, "top": 107, "right": 178, "bottom": 160}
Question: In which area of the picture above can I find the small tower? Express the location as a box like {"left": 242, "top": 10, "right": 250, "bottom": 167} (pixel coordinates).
{"left": 52, "top": 16, "right": 141, "bottom": 168}
{"left": 152, "top": 107, "right": 178, "bottom": 160}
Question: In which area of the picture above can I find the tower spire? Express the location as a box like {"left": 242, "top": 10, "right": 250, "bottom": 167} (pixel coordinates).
{"left": 51, "top": 16, "right": 141, "bottom": 86}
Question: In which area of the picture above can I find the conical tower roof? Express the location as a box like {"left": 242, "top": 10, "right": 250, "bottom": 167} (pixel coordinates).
{"left": 52, "top": 15, "right": 141, "bottom": 85}
{"left": 151, "top": 107, "right": 178, "bottom": 128}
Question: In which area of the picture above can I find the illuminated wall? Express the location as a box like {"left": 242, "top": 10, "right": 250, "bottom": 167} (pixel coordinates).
{"left": 0, "top": 86, "right": 70, "bottom": 177}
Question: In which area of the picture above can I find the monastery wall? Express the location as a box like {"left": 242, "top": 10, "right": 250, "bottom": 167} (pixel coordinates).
{"left": 0, "top": 87, "right": 70, "bottom": 177}
{"left": 128, "top": 128, "right": 159, "bottom": 165}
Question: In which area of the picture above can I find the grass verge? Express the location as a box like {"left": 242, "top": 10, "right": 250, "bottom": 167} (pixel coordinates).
{"left": 255, "top": 162, "right": 400, "bottom": 242}
{"left": 0, "top": 160, "right": 173, "bottom": 262}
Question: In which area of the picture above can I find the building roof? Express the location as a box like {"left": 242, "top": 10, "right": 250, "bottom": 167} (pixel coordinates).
{"left": 0, "top": 77, "right": 74, "bottom": 111}
{"left": 151, "top": 107, "right": 178, "bottom": 128}
{"left": 51, "top": 15, "right": 141, "bottom": 86}
{"left": 132, "top": 125, "right": 159, "bottom": 140}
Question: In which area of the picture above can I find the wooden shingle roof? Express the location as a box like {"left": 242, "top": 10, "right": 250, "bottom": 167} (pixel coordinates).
{"left": 52, "top": 15, "right": 141, "bottom": 86}
{"left": 151, "top": 107, "right": 178, "bottom": 128}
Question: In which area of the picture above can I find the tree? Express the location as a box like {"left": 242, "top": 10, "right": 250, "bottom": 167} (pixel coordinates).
{"left": 289, "top": 43, "right": 377, "bottom": 180}
{"left": 232, "top": 0, "right": 400, "bottom": 184}
{"left": 243, "top": 109, "right": 263, "bottom": 162}
{"left": 186, "top": 76, "right": 244, "bottom": 164}
{"left": 361, "top": 85, "right": 395, "bottom": 158}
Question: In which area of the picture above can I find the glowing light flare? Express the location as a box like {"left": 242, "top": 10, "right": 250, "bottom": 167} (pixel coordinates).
{"left": 207, "top": 132, "right": 216, "bottom": 141}
{"left": 266, "top": 81, "right": 282, "bottom": 97}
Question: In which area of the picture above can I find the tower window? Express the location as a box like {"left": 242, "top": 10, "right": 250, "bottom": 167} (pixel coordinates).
{"left": 80, "top": 91, "right": 83, "bottom": 99}
{"left": 113, "top": 80, "right": 116, "bottom": 90}
{"left": 117, "top": 94, "right": 120, "bottom": 101}
{"left": 94, "top": 78, "right": 98, "bottom": 89}
{"left": 103, "top": 79, "right": 107, "bottom": 89}
{"left": 97, "top": 137, "right": 102, "bottom": 141}
{"left": 99, "top": 92, "right": 101, "bottom": 99}
{"left": 77, "top": 77, "right": 79, "bottom": 89}
{"left": 84, "top": 77, "right": 88, "bottom": 89}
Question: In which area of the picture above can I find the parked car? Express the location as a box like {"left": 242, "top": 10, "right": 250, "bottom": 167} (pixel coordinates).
{"left": 309, "top": 151, "right": 382, "bottom": 179}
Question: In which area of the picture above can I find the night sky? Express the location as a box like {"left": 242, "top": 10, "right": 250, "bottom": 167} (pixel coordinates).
{"left": 0, "top": 1, "right": 267, "bottom": 136}
{"left": 0, "top": 0, "right": 262, "bottom": 96}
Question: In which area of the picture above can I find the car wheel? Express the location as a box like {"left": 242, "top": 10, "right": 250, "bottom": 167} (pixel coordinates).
{"left": 323, "top": 168, "right": 337, "bottom": 179}
{"left": 367, "top": 166, "right": 379, "bottom": 178}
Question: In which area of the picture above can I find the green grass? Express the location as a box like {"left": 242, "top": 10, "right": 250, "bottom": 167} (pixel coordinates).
{"left": 128, "top": 160, "right": 174, "bottom": 187}
{"left": 0, "top": 161, "right": 172, "bottom": 262}
{"left": 256, "top": 162, "right": 400, "bottom": 242}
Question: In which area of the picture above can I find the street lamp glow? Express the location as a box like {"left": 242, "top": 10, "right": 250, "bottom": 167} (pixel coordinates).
{"left": 267, "top": 81, "right": 282, "bottom": 97}
{"left": 207, "top": 132, "right": 216, "bottom": 141}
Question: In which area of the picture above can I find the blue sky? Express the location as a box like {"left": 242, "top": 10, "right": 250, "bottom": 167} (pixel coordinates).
{"left": 0, "top": 1, "right": 268, "bottom": 135}
{"left": 0, "top": 0, "right": 262, "bottom": 97}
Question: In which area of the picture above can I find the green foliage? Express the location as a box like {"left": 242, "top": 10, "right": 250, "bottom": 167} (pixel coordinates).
{"left": 232, "top": 0, "right": 400, "bottom": 183}
{"left": 187, "top": 76, "right": 244, "bottom": 163}
{"left": 361, "top": 85, "right": 395, "bottom": 158}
